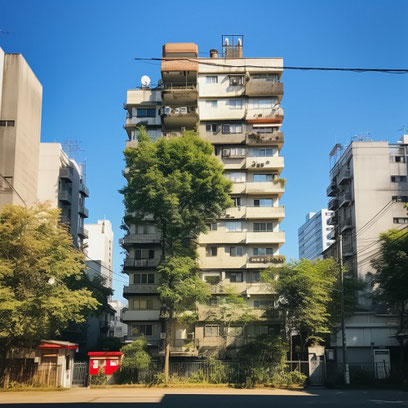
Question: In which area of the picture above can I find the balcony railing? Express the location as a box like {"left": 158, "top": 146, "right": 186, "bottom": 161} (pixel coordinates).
{"left": 328, "top": 198, "right": 338, "bottom": 211}
{"left": 339, "top": 192, "right": 352, "bottom": 208}
{"left": 58, "top": 190, "right": 71, "bottom": 203}
{"left": 123, "top": 258, "right": 161, "bottom": 268}
{"left": 78, "top": 205, "right": 89, "bottom": 218}
{"left": 248, "top": 255, "right": 286, "bottom": 264}
{"left": 79, "top": 183, "right": 89, "bottom": 197}
{"left": 246, "top": 80, "right": 283, "bottom": 98}
{"left": 59, "top": 167, "right": 73, "bottom": 182}
{"left": 338, "top": 168, "right": 351, "bottom": 184}
{"left": 326, "top": 181, "right": 337, "bottom": 197}
{"left": 123, "top": 284, "right": 159, "bottom": 296}
{"left": 246, "top": 131, "right": 284, "bottom": 146}
{"left": 78, "top": 227, "right": 88, "bottom": 239}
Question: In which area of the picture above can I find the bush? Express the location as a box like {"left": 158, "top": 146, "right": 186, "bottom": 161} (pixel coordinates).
{"left": 90, "top": 368, "right": 107, "bottom": 385}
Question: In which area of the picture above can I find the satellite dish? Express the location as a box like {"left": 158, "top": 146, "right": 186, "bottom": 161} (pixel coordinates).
{"left": 141, "top": 75, "right": 151, "bottom": 88}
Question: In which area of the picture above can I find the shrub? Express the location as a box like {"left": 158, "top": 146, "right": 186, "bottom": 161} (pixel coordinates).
{"left": 90, "top": 368, "right": 107, "bottom": 385}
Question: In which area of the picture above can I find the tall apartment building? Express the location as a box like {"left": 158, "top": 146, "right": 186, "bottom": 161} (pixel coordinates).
{"left": 325, "top": 137, "right": 406, "bottom": 363}
{"left": 122, "top": 37, "right": 285, "bottom": 358}
{"left": 85, "top": 219, "right": 114, "bottom": 290}
{"left": 0, "top": 47, "right": 42, "bottom": 208}
{"left": 37, "top": 143, "right": 89, "bottom": 248}
{"left": 298, "top": 210, "right": 335, "bottom": 259}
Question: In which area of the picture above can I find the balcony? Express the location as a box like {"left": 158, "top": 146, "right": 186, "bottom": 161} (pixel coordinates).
{"left": 123, "top": 284, "right": 159, "bottom": 297}
{"left": 122, "top": 309, "right": 161, "bottom": 322}
{"left": 78, "top": 205, "right": 89, "bottom": 218}
{"left": 79, "top": 183, "right": 89, "bottom": 197}
{"left": 60, "top": 214, "right": 71, "bottom": 224}
{"left": 199, "top": 231, "right": 246, "bottom": 244}
{"left": 58, "top": 190, "right": 71, "bottom": 203}
{"left": 246, "top": 206, "right": 285, "bottom": 220}
{"left": 328, "top": 198, "right": 338, "bottom": 211}
{"left": 201, "top": 133, "right": 246, "bottom": 145}
{"left": 246, "top": 156, "right": 284, "bottom": 172}
{"left": 341, "top": 218, "right": 353, "bottom": 232}
{"left": 123, "top": 258, "right": 161, "bottom": 269}
{"left": 162, "top": 107, "right": 199, "bottom": 130}
{"left": 246, "top": 231, "right": 285, "bottom": 245}
{"left": 246, "top": 80, "right": 283, "bottom": 99}
{"left": 246, "top": 108, "right": 284, "bottom": 125}
{"left": 162, "top": 84, "right": 198, "bottom": 106}
{"left": 231, "top": 183, "right": 246, "bottom": 194}
{"left": 161, "top": 43, "right": 198, "bottom": 84}
{"left": 78, "top": 227, "right": 88, "bottom": 239}
{"left": 59, "top": 167, "right": 73, "bottom": 182}
{"left": 121, "top": 233, "right": 161, "bottom": 246}
{"left": 209, "top": 282, "right": 275, "bottom": 296}
{"left": 327, "top": 215, "right": 338, "bottom": 226}
{"left": 338, "top": 168, "right": 351, "bottom": 184}
{"left": 245, "top": 181, "right": 285, "bottom": 197}
{"left": 342, "top": 240, "right": 354, "bottom": 257}
{"left": 246, "top": 131, "right": 284, "bottom": 147}
{"left": 198, "top": 256, "right": 247, "bottom": 270}
{"left": 339, "top": 192, "right": 352, "bottom": 208}
{"left": 326, "top": 181, "right": 337, "bottom": 197}
{"left": 124, "top": 89, "right": 162, "bottom": 113}
{"left": 247, "top": 255, "right": 286, "bottom": 265}
{"left": 159, "top": 339, "right": 199, "bottom": 357}
{"left": 223, "top": 207, "right": 247, "bottom": 219}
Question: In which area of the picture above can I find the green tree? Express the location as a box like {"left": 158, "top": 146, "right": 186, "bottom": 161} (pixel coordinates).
{"left": 122, "top": 128, "right": 232, "bottom": 380}
{"left": 371, "top": 229, "right": 408, "bottom": 373}
{"left": 119, "top": 336, "right": 151, "bottom": 383}
{"left": 262, "top": 258, "right": 361, "bottom": 356}
{"left": 0, "top": 204, "right": 99, "bottom": 377}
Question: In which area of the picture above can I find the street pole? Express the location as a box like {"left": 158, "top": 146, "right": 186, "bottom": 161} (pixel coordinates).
{"left": 338, "top": 231, "right": 350, "bottom": 385}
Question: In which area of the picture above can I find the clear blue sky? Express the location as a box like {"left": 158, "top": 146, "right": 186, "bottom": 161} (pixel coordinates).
{"left": 1, "top": 0, "right": 407, "bottom": 303}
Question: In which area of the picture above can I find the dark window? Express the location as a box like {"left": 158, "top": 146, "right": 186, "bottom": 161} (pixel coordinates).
{"left": 233, "top": 197, "right": 242, "bottom": 207}
{"left": 206, "top": 124, "right": 218, "bottom": 133}
{"left": 229, "top": 76, "right": 244, "bottom": 86}
{"left": 133, "top": 324, "right": 152, "bottom": 336}
{"left": 254, "top": 223, "right": 273, "bottom": 232}
{"left": 222, "top": 124, "right": 230, "bottom": 134}
{"left": 227, "top": 271, "right": 243, "bottom": 282}
{"left": 394, "top": 156, "right": 406, "bottom": 163}
{"left": 134, "top": 273, "right": 155, "bottom": 284}
{"left": 206, "top": 246, "right": 217, "bottom": 256}
{"left": 391, "top": 176, "right": 407, "bottom": 182}
{"left": 0, "top": 120, "right": 15, "bottom": 127}
{"left": 136, "top": 108, "right": 156, "bottom": 118}
{"left": 394, "top": 217, "right": 408, "bottom": 224}
{"left": 230, "top": 246, "right": 243, "bottom": 257}
{"left": 392, "top": 196, "right": 408, "bottom": 202}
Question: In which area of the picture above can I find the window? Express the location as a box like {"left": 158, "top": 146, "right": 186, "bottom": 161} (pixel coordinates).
{"left": 391, "top": 176, "right": 407, "bottom": 182}
{"left": 228, "top": 99, "right": 243, "bottom": 109}
{"left": 227, "top": 271, "right": 243, "bottom": 282}
{"left": 136, "top": 108, "right": 156, "bottom": 117}
{"left": 210, "top": 223, "right": 218, "bottom": 231}
{"left": 135, "top": 249, "right": 154, "bottom": 259}
{"left": 229, "top": 76, "right": 245, "bottom": 86}
{"left": 133, "top": 299, "right": 154, "bottom": 309}
{"left": 134, "top": 273, "right": 155, "bottom": 284}
{"left": 204, "top": 325, "right": 219, "bottom": 337}
{"left": 132, "top": 324, "right": 152, "bottom": 336}
{"left": 227, "top": 326, "right": 243, "bottom": 336}
{"left": 222, "top": 147, "right": 245, "bottom": 157}
{"left": 253, "top": 222, "right": 274, "bottom": 232}
{"left": 392, "top": 196, "right": 408, "bottom": 202}
{"left": 253, "top": 148, "right": 274, "bottom": 157}
{"left": 229, "top": 246, "right": 243, "bottom": 257}
{"left": 250, "top": 98, "right": 277, "bottom": 109}
{"left": 225, "top": 172, "right": 246, "bottom": 182}
{"left": 205, "top": 124, "right": 218, "bottom": 133}
{"left": 225, "top": 221, "right": 242, "bottom": 232}
{"left": 206, "top": 246, "right": 218, "bottom": 256}
{"left": 222, "top": 124, "right": 243, "bottom": 134}
{"left": 247, "top": 325, "right": 269, "bottom": 337}
{"left": 254, "top": 300, "right": 274, "bottom": 309}
{"left": 252, "top": 74, "right": 278, "bottom": 82}
{"left": 0, "top": 120, "right": 15, "bottom": 127}
{"left": 206, "top": 76, "right": 218, "bottom": 84}
{"left": 253, "top": 272, "right": 261, "bottom": 282}
{"left": 135, "top": 224, "right": 156, "bottom": 234}
{"left": 253, "top": 248, "right": 274, "bottom": 256}
{"left": 394, "top": 217, "right": 408, "bottom": 224}
{"left": 233, "top": 197, "right": 242, "bottom": 207}
{"left": 253, "top": 199, "right": 273, "bottom": 207}
{"left": 393, "top": 156, "right": 406, "bottom": 163}
{"left": 253, "top": 174, "right": 274, "bottom": 182}
{"left": 206, "top": 100, "right": 218, "bottom": 108}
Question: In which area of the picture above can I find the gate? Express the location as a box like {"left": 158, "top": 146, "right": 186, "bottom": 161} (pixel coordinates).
{"left": 72, "top": 362, "right": 89, "bottom": 387}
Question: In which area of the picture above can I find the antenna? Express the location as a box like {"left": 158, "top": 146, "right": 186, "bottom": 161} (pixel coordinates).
{"left": 141, "top": 75, "right": 151, "bottom": 88}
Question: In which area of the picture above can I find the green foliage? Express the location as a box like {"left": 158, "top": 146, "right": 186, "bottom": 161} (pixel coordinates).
{"left": 0, "top": 204, "right": 99, "bottom": 357}
{"left": 90, "top": 368, "right": 107, "bottom": 385}
{"left": 205, "top": 276, "right": 221, "bottom": 285}
{"left": 117, "top": 337, "right": 151, "bottom": 383}
{"left": 95, "top": 336, "right": 122, "bottom": 351}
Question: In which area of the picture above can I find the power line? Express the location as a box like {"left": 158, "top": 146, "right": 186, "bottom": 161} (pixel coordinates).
{"left": 84, "top": 254, "right": 128, "bottom": 284}
{"left": 134, "top": 57, "right": 408, "bottom": 74}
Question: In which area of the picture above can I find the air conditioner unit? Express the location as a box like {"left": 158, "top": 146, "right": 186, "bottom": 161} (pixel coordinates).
{"left": 164, "top": 106, "right": 171, "bottom": 115}
{"left": 174, "top": 107, "right": 180, "bottom": 114}
{"left": 180, "top": 107, "right": 188, "bottom": 114}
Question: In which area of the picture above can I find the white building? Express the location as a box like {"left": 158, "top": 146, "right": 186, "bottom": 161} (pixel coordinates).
{"left": 109, "top": 300, "right": 128, "bottom": 339}
{"left": 298, "top": 210, "right": 335, "bottom": 260}
{"left": 37, "top": 143, "right": 89, "bottom": 249}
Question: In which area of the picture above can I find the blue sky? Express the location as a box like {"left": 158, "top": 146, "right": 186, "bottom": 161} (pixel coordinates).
{"left": 1, "top": 0, "right": 407, "bottom": 303}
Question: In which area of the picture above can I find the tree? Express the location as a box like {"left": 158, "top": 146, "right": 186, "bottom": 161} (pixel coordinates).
{"left": 371, "top": 229, "right": 408, "bottom": 373}
{"left": 262, "top": 258, "right": 362, "bottom": 356}
{"left": 118, "top": 337, "right": 151, "bottom": 383}
{"left": 122, "top": 128, "right": 232, "bottom": 381}
{"left": 0, "top": 204, "right": 99, "bottom": 377}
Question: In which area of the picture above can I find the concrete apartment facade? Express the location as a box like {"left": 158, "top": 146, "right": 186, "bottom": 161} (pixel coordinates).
{"left": 85, "top": 219, "right": 114, "bottom": 290}
{"left": 298, "top": 210, "right": 335, "bottom": 260}
{"left": 122, "top": 38, "right": 285, "bottom": 358}
{"left": 325, "top": 137, "right": 407, "bottom": 364}
{"left": 0, "top": 47, "right": 42, "bottom": 208}
{"left": 109, "top": 300, "right": 128, "bottom": 339}
{"left": 37, "top": 143, "right": 89, "bottom": 248}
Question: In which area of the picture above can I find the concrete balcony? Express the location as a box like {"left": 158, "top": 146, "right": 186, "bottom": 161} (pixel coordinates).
{"left": 246, "top": 108, "right": 284, "bottom": 125}
{"left": 58, "top": 190, "right": 71, "bottom": 203}
{"left": 201, "top": 133, "right": 246, "bottom": 145}
{"left": 328, "top": 198, "right": 338, "bottom": 211}
{"left": 123, "top": 284, "right": 159, "bottom": 297}
{"left": 59, "top": 167, "right": 73, "bottom": 182}
{"left": 123, "top": 258, "right": 161, "bottom": 269}
{"left": 223, "top": 207, "right": 247, "bottom": 219}
{"left": 162, "top": 108, "right": 199, "bottom": 130}
{"left": 199, "top": 231, "right": 246, "bottom": 244}
{"left": 78, "top": 227, "right": 88, "bottom": 239}
{"left": 161, "top": 44, "right": 198, "bottom": 84}
{"left": 326, "top": 181, "right": 337, "bottom": 197}
{"left": 162, "top": 84, "right": 198, "bottom": 106}
{"left": 327, "top": 215, "right": 338, "bottom": 226}
{"left": 79, "top": 182, "right": 89, "bottom": 197}
{"left": 245, "top": 181, "right": 285, "bottom": 197}
{"left": 341, "top": 218, "right": 353, "bottom": 232}
{"left": 121, "top": 233, "right": 161, "bottom": 246}
{"left": 339, "top": 192, "right": 352, "bottom": 208}
{"left": 231, "top": 183, "right": 246, "bottom": 194}
{"left": 124, "top": 89, "right": 162, "bottom": 112}
{"left": 222, "top": 157, "right": 246, "bottom": 170}
{"left": 122, "top": 309, "right": 161, "bottom": 322}
{"left": 246, "top": 231, "right": 285, "bottom": 244}
{"left": 247, "top": 254, "right": 286, "bottom": 266}
{"left": 78, "top": 205, "right": 89, "bottom": 218}
{"left": 338, "top": 168, "right": 352, "bottom": 184}
{"left": 246, "top": 156, "right": 284, "bottom": 172}
{"left": 246, "top": 131, "right": 284, "bottom": 147}
{"left": 246, "top": 80, "right": 283, "bottom": 99}
{"left": 198, "top": 256, "right": 247, "bottom": 270}
{"left": 209, "top": 282, "right": 275, "bottom": 296}
{"left": 246, "top": 206, "right": 285, "bottom": 220}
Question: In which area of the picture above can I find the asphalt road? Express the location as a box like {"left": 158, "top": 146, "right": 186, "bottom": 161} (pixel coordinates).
{"left": 0, "top": 387, "right": 407, "bottom": 407}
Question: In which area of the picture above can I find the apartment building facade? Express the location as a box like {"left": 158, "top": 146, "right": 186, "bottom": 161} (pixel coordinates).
{"left": 122, "top": 38, "right": 285, "bottom": 358}
{"left": 0, "top": 47, "right": 43, "bottom": 208}
{"left": 325, "top": 137, "right": 407, "bottom": 363}
{"left": 298, "top": 210, "right": 335, "bottom": 260}
{"left": 37, "top": 143, "right": 89, "bottom": 248}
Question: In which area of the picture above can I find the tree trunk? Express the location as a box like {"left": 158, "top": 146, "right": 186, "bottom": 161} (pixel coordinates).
{"left": 163, "top": 314, "right": 173, "bottom": 383}
{"left": 398, "top": 302, "right": 406, "bottom": 375}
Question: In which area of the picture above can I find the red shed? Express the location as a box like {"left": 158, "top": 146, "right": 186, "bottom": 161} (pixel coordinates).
{"left": 88, "top": 351, "right": 123, "bottom": 376}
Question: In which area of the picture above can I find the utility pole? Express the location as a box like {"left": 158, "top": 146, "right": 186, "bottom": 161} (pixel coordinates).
{"left": 338, "top": 231, "right": 350, "bottom": 384}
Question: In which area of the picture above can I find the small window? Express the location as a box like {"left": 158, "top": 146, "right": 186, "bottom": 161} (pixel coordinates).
{"left": 206, "top": 124, "right": 218, "bottom": 133}
{"left": 392, "top": 196, "right": 408, "bottom": 202}
{"left": 204, "top": 325, "right": 219, "bottom": 337}
{"left": 225, "top": 221, "right": 242, "bottom": 232}
{"left": 206, "top": 76, "right": 218, "bottom": 84}
{"left": 134, "top": 273, "right": 155, "bottom": 284}
{"left": 228, "top": 100, "right": 243, "bottom": 109}
{"left": 253, "top": 248, "right": 274, "bottom": 256}
{"left": 229, "top": 246, "right": 243, "bottom": 257}
{"left": 229, "top": 76, "right": 244, "bottom": 86}
{"left": 393, "top": 156, "right": 406, "bottom": 163}
{"left": 254, "top": 199, "right": 273, "bottom": 207}
{"left": 135, "top": 249, "right": 155, "bottom": 259}
{"left": 391, "top": 176, "right": 407, "bottom": 182}
{"left": 233, "top": 197, "right": 242, "bottom": 207}
{"left": 254, "top": 300, "right": 274, "bottom": 309}
{"left": 206, "top": 100, "right": 218, "bottom": 108}
{"left": 0, "top": 120, "right": 15, "bottom": 127}
{"left": 210, "top": 223, "right": 218, "bottom": 231}
{"left": 206, "top": 246, "right": 218, "bottom": 257}
{"left": 393, "top": 217, "right": 408, "bottom": 224}
{"left": 253, "top": 174, "right": 274, "bottom": 182}
{"left": 133, "top": 324, "right": 152, "bottom": 336}
{"left": 225, "top": 172, "right": 246, "bottom": 182}
{"left": 227, "top": 271, "right": 243, "bottom": 282}
{"left": 253, "top": 222, "right": 273, "bottom": 232}
{"left": 136, "top": 108, "right": 156, "bottom": 118}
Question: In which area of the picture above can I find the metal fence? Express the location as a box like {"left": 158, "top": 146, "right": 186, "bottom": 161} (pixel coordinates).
{"left": 326, "top": 361, "right": 392, "bottom": 384}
